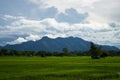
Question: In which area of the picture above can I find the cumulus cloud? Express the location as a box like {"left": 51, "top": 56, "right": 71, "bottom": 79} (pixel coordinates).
{"left": 7, "top": 34, "right": 41, "bottom": 45}
{"left": 55, "top": 8, "right": 88, "bottom": 24}
{"left": 29, "top": 0, "right": 99, "bottom": 13}
{"left": 0, "top": 0, "right": 120, "bottom": 48}
{"left": 29, "top": 0, "right": 120, "bottom": 23}
{"left": 7, "top": 37, "right": 27, "bottom": 45}
{"left": 26, "top": 34, "right": 40, "bottom": 41}
{"left": 2, "top": 15, "right": 17, "bottom": 20}
{"left": 2, "top": 15, "right": 25, "bottom": 21}
{"left": 0, "top": 15, "right": 120, "bottom": 48}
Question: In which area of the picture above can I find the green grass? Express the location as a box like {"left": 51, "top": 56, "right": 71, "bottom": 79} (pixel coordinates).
{"left": 0, "top": 56, "right": 120, "bottom": 80}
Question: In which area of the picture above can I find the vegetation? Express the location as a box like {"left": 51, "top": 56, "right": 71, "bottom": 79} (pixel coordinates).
{"left": 0, "top": 47, "right": 120, "bottom": 57}
{"left": 89, "top": 42, "right": 108, "bottom": 59}
{"left": 62, "top": 47, "right": 69, "bottom": 56}
{"left": 0, "top": 48, "right": 8, "bottom": 56}
{"left": 0, "top": 44, "right": 120, "bottom": 80}
{"left": 0, "top": 56, "right": 120, "bottom": 80}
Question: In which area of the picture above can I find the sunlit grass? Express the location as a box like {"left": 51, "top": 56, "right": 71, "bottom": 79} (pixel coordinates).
{"left": 0, "top": 56, "right": 120, "bottom": 80}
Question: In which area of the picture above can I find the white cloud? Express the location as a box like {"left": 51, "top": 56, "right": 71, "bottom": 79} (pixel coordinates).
{"left": 45, "top": 34, "right": 67, "bottom": 39}
{"left": 0, "top": 0, "right": 120, "bottom": 48}
{"left": 30, "top": 0, "right": 99, "bottom": 13}
{"left": 7, "top": 37, "right": 27, "bottom": 45}
{"left": 1, "top": 15, "right": 120, "bottom": 48}
{"left": 2, "top": 15, "right": 25, "bottom": 21}
{"left": 3, "top": 15, "right": 17, "bottom": 20}
{"left": 26, "top": 34, "right": 41, "bottom": 41}
{"left": 29, "top": 0, "right": 120, "bottom": 23}
{"left": 92, "top": 0, "right": 120, "bottom": 22}
{"left": 7, "top": 34, "right": 41, "bottom": 45}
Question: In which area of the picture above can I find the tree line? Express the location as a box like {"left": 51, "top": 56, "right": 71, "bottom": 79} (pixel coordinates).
{"left": 0, "top": 43, "right": 120, "bottom": 58}
{"left": 0, "top": 48, "right": 83, "bottom": 57}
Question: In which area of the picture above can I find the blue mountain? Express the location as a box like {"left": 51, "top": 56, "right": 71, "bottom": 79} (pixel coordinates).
{"left": 4, "top": 36, "right": 119, "bottom": 52}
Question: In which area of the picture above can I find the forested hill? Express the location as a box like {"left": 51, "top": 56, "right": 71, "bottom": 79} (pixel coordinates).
{"left": 3, "top": 36, "right": 119, "bottom": 52}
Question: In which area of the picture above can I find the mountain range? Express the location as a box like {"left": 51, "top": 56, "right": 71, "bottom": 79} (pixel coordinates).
{"left": 2, "top": 36, "right": 119, "bottom": 52}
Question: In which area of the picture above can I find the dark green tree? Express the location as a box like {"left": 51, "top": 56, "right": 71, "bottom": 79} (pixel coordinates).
{"left": 29, "top": 51, "right": 35, "bottom": 56}
{"left": 90, "top": 43, "right": 102, "bottom": 59}
{"left": 0, "top": 48, "right": 8, "bottom": 56}
{"left": 100, "top": 51, "right": 108, "bottom": 58}
{"left": 62, "top": 48, "right": 69, "bottom": 56}
{"left": 36, "top": 51, "right": 46, "bottom": 57}
{"left": 53, "top": 51, "right": 59, "bottom": 56}
{"left": 9, "top": 49, "right": 17, "bottom": 56}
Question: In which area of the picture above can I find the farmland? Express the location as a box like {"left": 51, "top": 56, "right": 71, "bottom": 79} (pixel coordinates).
{"left": 0, "top": 56, "right": 120, "bottom": 80}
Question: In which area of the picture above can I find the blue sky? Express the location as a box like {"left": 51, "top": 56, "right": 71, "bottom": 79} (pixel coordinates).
{"left": 0, "top": 0, "right": 120, "bottom": 48}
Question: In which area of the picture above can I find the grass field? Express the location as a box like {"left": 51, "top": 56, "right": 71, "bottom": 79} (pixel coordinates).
{"left": 0, "top": 56, "right": 120, "bottom": 80}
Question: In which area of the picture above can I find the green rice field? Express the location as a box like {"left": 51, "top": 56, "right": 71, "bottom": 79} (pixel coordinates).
{"left": 0, "top": 56, "right": 120, "bottom": 80}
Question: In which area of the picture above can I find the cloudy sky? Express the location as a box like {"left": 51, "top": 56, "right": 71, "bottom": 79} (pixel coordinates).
{"left": 0, "top": 0, "right": 120, "bottom": 48}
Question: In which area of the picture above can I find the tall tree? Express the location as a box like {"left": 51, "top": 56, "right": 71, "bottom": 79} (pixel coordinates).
{"left": 90, "top": 43, "right": 102, "bottom": 59}
{"left": 62, "top": 48, "right": 69, "bottom": 56}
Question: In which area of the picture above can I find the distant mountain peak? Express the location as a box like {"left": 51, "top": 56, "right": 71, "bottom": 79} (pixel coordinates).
{"left": 41, "top": 36, "right": 50, "bottom": 40}
{"left": 3, "top": 36, "right": 119, "bottom": 52}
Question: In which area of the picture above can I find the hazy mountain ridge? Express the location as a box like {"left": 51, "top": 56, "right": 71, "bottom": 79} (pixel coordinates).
{"left": 2, "top": 36, "right": 119, "bottom": 52}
